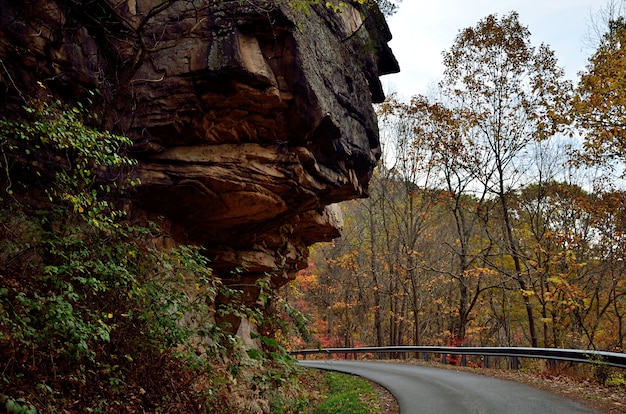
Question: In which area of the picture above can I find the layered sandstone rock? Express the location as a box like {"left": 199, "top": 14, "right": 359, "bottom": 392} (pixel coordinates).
{"left": 0, "top": 0, "right": 398, "bottom": 329}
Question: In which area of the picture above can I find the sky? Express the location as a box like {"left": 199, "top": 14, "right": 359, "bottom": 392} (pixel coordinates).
{"left": 382, "top": 0, "right": 606, "bottom": 98}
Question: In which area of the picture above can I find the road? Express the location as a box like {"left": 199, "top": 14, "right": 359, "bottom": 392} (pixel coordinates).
{"left": 300, "top": 360, "right": 600, "bottom": 414}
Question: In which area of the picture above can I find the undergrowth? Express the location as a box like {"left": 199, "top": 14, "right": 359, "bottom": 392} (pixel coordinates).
{"left": 0, "top": 92, "right": 305, "bottom": 413}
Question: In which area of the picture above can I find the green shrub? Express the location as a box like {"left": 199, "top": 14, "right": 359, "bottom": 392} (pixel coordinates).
{"left": 0, "top": 95, "right": 240, "bottom": 412}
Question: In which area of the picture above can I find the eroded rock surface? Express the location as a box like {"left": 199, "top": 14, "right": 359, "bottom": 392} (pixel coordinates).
{"left": 0, "top": 0, "right": 398, "bottom": 328}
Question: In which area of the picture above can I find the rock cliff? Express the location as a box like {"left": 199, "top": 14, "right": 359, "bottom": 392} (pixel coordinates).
{"left": 0, "top": 0, "right": 398, "bottom": 331}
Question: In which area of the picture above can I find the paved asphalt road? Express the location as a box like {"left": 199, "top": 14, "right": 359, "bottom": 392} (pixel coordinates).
{"left": 300, "top": 360, "right": 600, "bottom": 414}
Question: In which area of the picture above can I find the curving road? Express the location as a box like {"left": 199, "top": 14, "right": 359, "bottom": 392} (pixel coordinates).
{"left": 300, "top": 360, "right": 600, "bottom": 414}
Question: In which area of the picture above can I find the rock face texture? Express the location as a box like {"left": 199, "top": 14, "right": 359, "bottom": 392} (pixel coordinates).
{"left": 0, "top": 0, "right": 397, "bottom": 329}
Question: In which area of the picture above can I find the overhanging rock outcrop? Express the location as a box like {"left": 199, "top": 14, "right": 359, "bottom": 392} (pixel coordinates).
{"left": 0, "top": 0, "right": 398, "bottom": 323}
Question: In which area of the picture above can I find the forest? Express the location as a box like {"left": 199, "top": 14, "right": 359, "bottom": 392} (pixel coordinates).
{"left": 286, "top": 10, "right": 626, "bottom": 353}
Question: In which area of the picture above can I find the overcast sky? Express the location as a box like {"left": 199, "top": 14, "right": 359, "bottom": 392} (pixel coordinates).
{"left": 381, "top": 0, "right": 606, "bottom": 98}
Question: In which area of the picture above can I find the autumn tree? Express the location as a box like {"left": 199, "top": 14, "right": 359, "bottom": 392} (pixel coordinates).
{"left": 383, "top": 95, "right": 496, "bottom": 343}
{"left": 439, "top": 12, "right": 572, "bottom": 347}
{"left": 560, "top": 188, "right": 626, "bottom": 350}
{"left": 377, "top": 96, "right": 448, "bottom": 345}
{"left": 574, "top": 10, "right": 626, "bottom": 166}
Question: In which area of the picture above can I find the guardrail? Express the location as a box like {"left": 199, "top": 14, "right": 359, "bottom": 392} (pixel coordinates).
{"left": 289, "top": 346, "right": 626, "bottom": 369}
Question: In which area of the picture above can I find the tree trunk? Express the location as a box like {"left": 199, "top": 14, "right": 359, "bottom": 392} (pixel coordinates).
{"left": 500, "top": 192, "right": 538, "bottom": 347}
{"left": 369, "top": 196, "right": 384, "bottom": 347}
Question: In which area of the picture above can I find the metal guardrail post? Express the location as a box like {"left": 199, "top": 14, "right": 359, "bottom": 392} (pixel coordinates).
{"left": 484, "top": 355, "right": 489, "bottom": 368}
{"left": 461, "top": 354, "right": 467, "bottom": 366}
{"left": 442, "top": 354, "right": 447, "bottom": 364}
{"left": 424, "top": 352, "right": 429, "bottom": 362}
{"left": 512, "top": 356, "right": 519, "bottom": 370}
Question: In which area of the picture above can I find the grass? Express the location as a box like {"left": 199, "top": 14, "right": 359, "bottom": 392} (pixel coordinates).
{"left": 308, "top": 371, "right": 380, "bottom": 414}
{"left": 269, "top": 369, "right": 383, "bottom": 414}
{"left": 268, "top": 368, "right": 384, "bottom": 414}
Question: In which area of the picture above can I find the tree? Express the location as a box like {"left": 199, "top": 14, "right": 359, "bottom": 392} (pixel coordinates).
{"left": 377, "top": 96, "right": 444, "bottom": 345}
{"left": 439, "top": 12, "right": 572, "bottom": 347}
{"left": 389, "top": 95, "right": 495, "bottom": 343}
{"left": 574, "top": 14, "right": 626, "bottom": 165}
